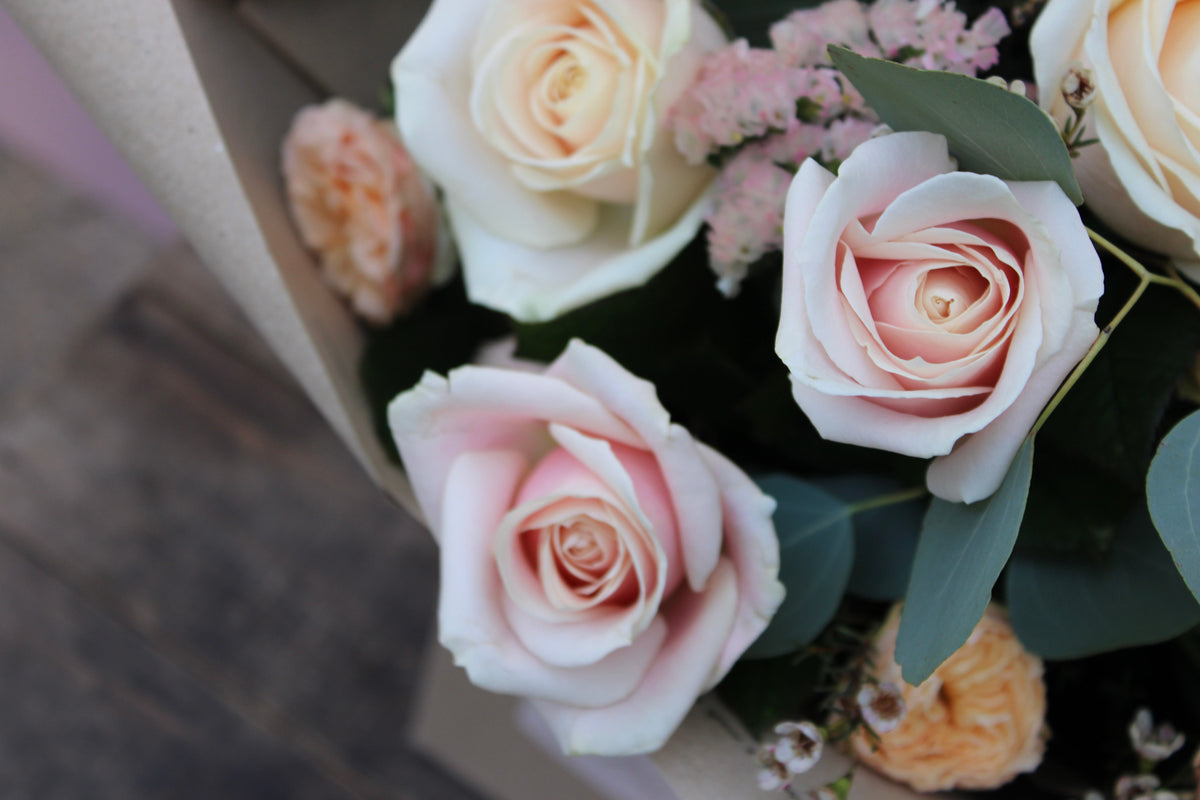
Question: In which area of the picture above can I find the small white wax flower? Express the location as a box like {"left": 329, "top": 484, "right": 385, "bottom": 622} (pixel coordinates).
{"left": 757, "top": 745, "right": 792, "bottom": 792}
{"left": 1060, "top": 61, "right": 1097, "bottom": 110}
{"left": 1115, "top": 774, "right": 1163, "bottom": 800}
{"left": 774, "top": 720, "right": 825, "bottom": 774}
{"left": 857, "top": 682, "right": 906, "bottom": 734}
{"left": 1129, "top": 708, "right": 1186, "bottom": 762}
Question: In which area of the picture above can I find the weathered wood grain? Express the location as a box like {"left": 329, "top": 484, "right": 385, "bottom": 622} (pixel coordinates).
{"left": 0, "top": 147, "right": 154, "bottom": 405}
{"left": 0, "top": 238, "right": 481, "bottom": 798}
{"left": 0, "top": 531, "right": 361, "bottom": 800}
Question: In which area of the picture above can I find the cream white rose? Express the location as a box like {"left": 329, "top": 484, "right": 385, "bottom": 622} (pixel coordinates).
{"left": 392, "top": 0, "right": 726, "bottom": 321}
{"left": 1033, "top": 0, "right": 1200, "bottom": 279}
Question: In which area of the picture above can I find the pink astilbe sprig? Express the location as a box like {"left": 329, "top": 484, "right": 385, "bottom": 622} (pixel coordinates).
{"left": 770, "top": 0, "right": 881, "bottom": 66}
{"left": 669, "top": 41, "right": 843, "bottom": 166}
{"left": 668, "top": 0, "right": 1010, "bottom": 294}
{"left": 706, "top": 150, "right": 794, "bottom": 296}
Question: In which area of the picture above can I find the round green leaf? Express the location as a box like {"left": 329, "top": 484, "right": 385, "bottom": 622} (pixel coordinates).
{"left": 818, "top": 476, "right": 923, "bottom": 602}
{"left": 744, "top": 475, "right": 855, "bottom": 658}
{"left": 1147, "top": 409, "right": 1200, "bottom": 604}
{"left": 1007, "top": 505, "right": 1200, "bottom": 659}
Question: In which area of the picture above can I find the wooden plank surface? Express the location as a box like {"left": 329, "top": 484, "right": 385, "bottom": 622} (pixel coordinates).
{"left": 0, "top": 144, "right": 482, "bottom": 800}
{"left": 0, "top": 149, "right": 154, "bottom": 405}
{"left": 0, "top": 535, "right": 361, "bottom": 800}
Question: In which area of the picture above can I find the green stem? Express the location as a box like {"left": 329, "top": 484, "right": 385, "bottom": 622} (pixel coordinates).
{"left": 1032, "top": 227, "right": 1200, "bottom": 433}
{"left": 845, "top": 486, "right": 928, "bottom": 516}
{"left": 1165, "top": 263, "right": 1200, "bottom": 312}
{"left": 1088, "top": 227, "right": 1200, "bottom": 312}
{"left": 1031, "top": 275, "right": 1149, "bottom": 435}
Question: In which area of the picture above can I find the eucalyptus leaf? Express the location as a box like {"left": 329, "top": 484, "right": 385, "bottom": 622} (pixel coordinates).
{"left": 1038, "top": 258, "right": 1200, "bottom": 489}
{"left": 1016, "top": 448, "right": 1134, "bottom": 558}
{"left": 744, "top": 475, "right": 855, "bottom": 658}
{"left": 895, "top": 439, "right": 1034, "bottom": 684}
{"left": 1007, "top": 505, "right": 1200, "bottom": 659}
{"left": 829, "top": 47, "right": 1083, "bottom": 204}
{"left": 1147, "top": 409, "right": 1200, "bottom": 603}
{"left": 819, "top": 476, "right": 925, "bottom": 601}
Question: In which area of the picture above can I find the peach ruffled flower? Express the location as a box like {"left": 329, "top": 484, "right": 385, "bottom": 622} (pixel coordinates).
{"left": 850, "top": 603, "right": 1047, "bottom": 792}
{"left": 282, "top": 99, "right": 441, "bottom": 325}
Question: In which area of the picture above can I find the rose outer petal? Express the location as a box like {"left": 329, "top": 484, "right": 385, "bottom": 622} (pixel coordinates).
{"left": 445, "top": 187, "right": 714, "bottom": 322}
{"left": 696, "top": 444, "right": 785, "bottom": 679}
{"left": 439, "top": 449, "right": 669, "bottom": 708}
{"left": 532, "top": 558, "right": 740, "bottom": 755}
{"left": 1033, "top": 0, "right": 1200, "bottom": 272}
{"left": 388, "top": 366, "right": 643, "bottom": 536}
{"left": 547, "top": 340, "right": 724, "bottom": 593}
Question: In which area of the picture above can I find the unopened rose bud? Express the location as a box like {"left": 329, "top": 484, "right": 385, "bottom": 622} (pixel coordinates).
{"left": 1061, "top": 62, "right": 1097, "bottom": 110}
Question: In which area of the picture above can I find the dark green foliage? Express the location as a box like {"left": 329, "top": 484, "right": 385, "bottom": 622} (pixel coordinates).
{"left": 359, "top": 277, "right": 508, "bottom": 463}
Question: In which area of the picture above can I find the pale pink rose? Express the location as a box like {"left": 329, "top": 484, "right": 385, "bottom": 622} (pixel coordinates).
{"left": 776, "top": 132, "right": 1103, "bottom": 502}
{"left": 388, "top": 340, "right": 784, "bottom": 755}
{"left": 282, "top": 99, "right": 445, "bottom": 325}
{"left": 1032, "top": 0, "right": 1200, "bottom": 279}
{"left": 392, "top": 0, "right": 727, "bottom": 322}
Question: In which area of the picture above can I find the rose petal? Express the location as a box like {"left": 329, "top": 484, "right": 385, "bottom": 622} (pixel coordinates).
{"left": 800, "top": 134, "right": 958, "bottom": 389}
{"left": 547, "top": 341, "right": 723, "bottom": 592}
{"left": 439, "top": 450, "right": 670, "bottom": 706}
{"left": 532, "top": 558, "right": 740, "bottom": 755}
{"left": 444, "top": 187, "right": 713, "bottom": 321}
{"left": 696, "top": 444, "right": 785, "bottom": 678}
{"left": 550, "top": 424, "right": 682, "bottom": 595}
{"left": 927, "top": 307, "right": 1099, "bottom": 501}
{"left": 388, "top": 366, "right": 643, "bottom": 535}
{"left": 392, "top": 0, "right": 601, "bottom": 250}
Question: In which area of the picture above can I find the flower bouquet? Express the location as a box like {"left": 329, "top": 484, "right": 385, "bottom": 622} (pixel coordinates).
{"left": 14, "top": 0, "right": 1200, "bottom": 796}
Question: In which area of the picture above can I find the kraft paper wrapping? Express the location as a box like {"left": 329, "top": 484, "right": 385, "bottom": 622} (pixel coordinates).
{"left": 2, "top": 3, "right": 958, "bottom": 798}
{"left": 3, "top": 0, "right": 418, "bottom": 517}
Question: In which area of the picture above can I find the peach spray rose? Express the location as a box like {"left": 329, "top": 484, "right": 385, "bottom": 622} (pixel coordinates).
{"left": 850, "top": 603, "right": 1047, "bottom": 791}
{"left": 282, "top": 99, "right": 447, "bottom": 325}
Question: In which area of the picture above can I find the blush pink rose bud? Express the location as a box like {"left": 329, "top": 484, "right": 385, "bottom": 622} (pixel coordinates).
{"left": 387, "top": 340, "right": 785, "bottom": 755}
{"left": 282, "top": 99, "right": 445, "bottom": 325}
{"left": 776, "top": 132, "right": 1103, "bottom": 502}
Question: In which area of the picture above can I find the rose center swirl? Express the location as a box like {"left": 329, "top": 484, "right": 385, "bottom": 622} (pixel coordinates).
{"left": 916, "top": 266, "right": 989, "bottom": 325}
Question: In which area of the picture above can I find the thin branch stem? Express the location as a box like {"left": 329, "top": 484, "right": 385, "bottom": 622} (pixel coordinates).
{"left": 845, "top": 486, "right": 928, "bottom": 516}
{"left": 1087, "top": 227, "right": 1200, "bottom": 311}
{"left": 1031, "top": 227, "right": 1200, "bottom": 434}
{"left": 1165, "top": 263, "right": 1200, "bottom": 312}
{"left": 1031, "top": 271, "right": 1150, "bottom": 435}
